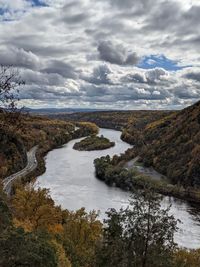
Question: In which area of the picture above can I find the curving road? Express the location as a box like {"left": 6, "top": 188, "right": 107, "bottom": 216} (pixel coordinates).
{"left": 3, "top": 146, "right": 38, "bottom": 195}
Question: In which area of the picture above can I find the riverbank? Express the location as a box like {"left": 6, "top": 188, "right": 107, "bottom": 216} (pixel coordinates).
{"left": 10, "top": 122, "right": 99, "bottom": 193}
{"left": 94, "top": 154, "right": 200, "bottom": 204}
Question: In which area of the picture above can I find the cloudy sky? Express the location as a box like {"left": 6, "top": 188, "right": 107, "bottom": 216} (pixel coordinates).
{"left": 0, "top": 0, "right": 200, "bottom": 109}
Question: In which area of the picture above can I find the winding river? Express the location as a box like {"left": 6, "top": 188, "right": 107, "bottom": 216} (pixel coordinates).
{"left": 37, "top": 128, "right": 200, "bottom": 249}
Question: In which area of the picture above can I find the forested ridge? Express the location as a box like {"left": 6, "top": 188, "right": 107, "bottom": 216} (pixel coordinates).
{"left": 122, "top": 100, "right": 200, "bottom": 187}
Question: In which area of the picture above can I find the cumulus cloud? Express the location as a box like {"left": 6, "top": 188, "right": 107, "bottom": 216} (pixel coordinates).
{"left": 0, "top": 47, "right": 40, "bottom": 70}
{"left": 121, "top": 68, "right": 169, "bottom": 85}
{"left": 97, "top": 41, "right": 140, "bottom": 66}
{"left": 82, "top": 64, "right": 112, "bottom": 85}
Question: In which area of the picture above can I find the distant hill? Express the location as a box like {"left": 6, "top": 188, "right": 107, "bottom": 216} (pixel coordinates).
{"left": 24, "top": 107, "right": 108, "bottom": 115}
{"left": 56, "top": 110, "right": 172, "bottom": 130}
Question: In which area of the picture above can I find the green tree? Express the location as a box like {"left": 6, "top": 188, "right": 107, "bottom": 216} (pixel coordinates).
{"left": 96, "top": 189, "right": 178, "bottom": 267}
{"left": 0, "top": 228, "right": 58, "bottom": 267}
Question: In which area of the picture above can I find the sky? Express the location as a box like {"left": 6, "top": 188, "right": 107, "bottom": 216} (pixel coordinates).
{"left": 0, "top": 0, "right": 200, "bottom": 110}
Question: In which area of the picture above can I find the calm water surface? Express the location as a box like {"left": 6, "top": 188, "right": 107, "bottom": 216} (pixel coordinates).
{"left": 37, "top": 128, "right": 200, "bottom": 249}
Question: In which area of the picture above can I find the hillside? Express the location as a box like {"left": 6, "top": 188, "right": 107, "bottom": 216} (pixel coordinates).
{"left": 0, "top": 128, "right": 27, "bottom": 179}
{"left": 0, "top": 114, "right": 75, "bottom": 180}
{"left": 120, "top": 101, "right": 200, "bottom": 187}
{"left": 139, "top": 101, "right": 200, "bottom": 187}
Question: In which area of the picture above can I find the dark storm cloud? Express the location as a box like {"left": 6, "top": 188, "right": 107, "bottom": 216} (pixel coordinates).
{"left": 98, "top": 41, "right": 140, "bottom": 66}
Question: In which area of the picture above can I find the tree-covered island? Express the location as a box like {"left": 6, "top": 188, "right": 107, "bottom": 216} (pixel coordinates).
{"left": 73, "top": 135, "right": 115, "bottom": 151}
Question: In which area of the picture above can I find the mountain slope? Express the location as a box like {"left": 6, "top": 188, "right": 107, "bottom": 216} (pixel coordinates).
{"left": 138, "top": 101, "right": 200, "bottom": 187}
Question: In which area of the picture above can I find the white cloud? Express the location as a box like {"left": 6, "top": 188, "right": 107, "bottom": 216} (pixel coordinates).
{"left": 0, "top": 0, "right": 30, "bottom": 10}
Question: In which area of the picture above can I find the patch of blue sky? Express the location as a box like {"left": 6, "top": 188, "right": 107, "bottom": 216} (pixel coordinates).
{"left": 31, "top": 0, "right": 48, "bottom": 7}
{"left": 138, "top": 54, "right": 191, "bottom": 71}
{"left": 0, "top": 8, "right": 7, "bottom": 16}
{"left": 0, "top": 1, "right": 48, "bottom": 21}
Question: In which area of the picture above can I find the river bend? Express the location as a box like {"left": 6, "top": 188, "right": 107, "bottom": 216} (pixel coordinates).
{"left": 37, "top": 128, "right": 200, "bottom": 249}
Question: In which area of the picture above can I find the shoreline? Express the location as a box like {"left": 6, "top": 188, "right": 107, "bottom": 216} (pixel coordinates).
{"left": 11, "top": 129, "right": 89, "bottom": 191}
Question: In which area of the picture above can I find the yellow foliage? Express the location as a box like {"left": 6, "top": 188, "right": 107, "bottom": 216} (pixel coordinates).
{"left": 51, "top": 240, "right": 72, "bottom": 267}
{"left": 13, "top": 218, "right": 33, "bottom": 232}
{"left": 12, "top": 184, "right": 63, "bottom": 233}
{"left": 10, "top": 184, "right": 102, "bottom": 267}
{"left": 174, "top": 249, "right": 200, "bottom": 267}
{"left": 62, "top": 208, "right": 102, "bottom": 266}
{"left": 78, "top": 121, "right": 99, "bottom": 134}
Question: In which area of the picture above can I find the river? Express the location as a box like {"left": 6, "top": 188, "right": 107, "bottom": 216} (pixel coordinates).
{"left": 37, "top": 128, "right": 200, "bottom": 249}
